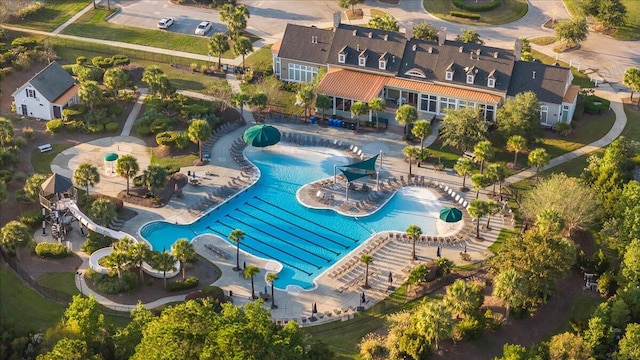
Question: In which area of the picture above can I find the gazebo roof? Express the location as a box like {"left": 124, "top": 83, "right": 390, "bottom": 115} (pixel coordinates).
{"left": 40, "top": 173, "right": 73, "bottom": 195}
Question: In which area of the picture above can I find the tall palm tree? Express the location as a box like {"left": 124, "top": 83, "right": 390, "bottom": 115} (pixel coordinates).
{"left": 484, "top": 201, "right": 500, "bottom": 230}
{"left": 231, "top": 92, "right": 250, "bottom": 122}
{"left": 485, "top": 164, "right": 502, "bottom": 197}
{"left": 471, "top": 173, "right": 491, "bottom": 199}
{"left": 103, "top": 250, "right": 131, "bottom": 289}
{"left": 243, "top": 264, "right": 260, "bottom": 299}
{"left": 153, "top": 251, "right": 177, "bottom": 289}
{"left": 233, "top": 36, "right": 253, "bottom": 70}
{"left": 350, "top": 101, "right": 368, "bottom": 131}
{"left": 467, "top": 200, "right": 488, "bottom": 239}
{"left": 528, "top": 148, "right": 550, "bottom": 181}
{"left": 115, "top": 155, "right": 139, "bottom": 195}
{"left": 406, "top": 225, "right": 422, "bottom": 261}
{"left": 414, "top": 301, "right": 453, "bottom": 351}
{"left": 266, "top": 272, "right": 278, "bottom": 308}
{"left": 187, "top": 119, "right": 212, "bottom": 162}
{"left": 172, "top": 238, "right": 196, "bottom": 280}
{"left": 316, "top": 94, "right": 332, "bottom": 122}
{"left": 229, "top": 229, "right": 245, "bottom": 271}
{"left": 454, "top": 157, "right": 475, "bottom": 191}
{"left": 403, "top": 146, "right": 420, "bottom": 179}
{"left": 492, "top": 269, "right": 526, "bottom": 321}
{"left": 129, "top": 241, "right": 150, "bottom": 283}
{"left": 360, "top": 254, "right": 373, "bottom": 289}
{"left": 395, "top": 104, "right": 418, "bottom": 135}
{"left": 89, "top": 199, "right": 117, "bottom": 228}
{"left": 209, "top": 33, "right": 230, "bottom": 70}
{"left": 143, "top": 165, "right": 167, "bottom": 195}
{"left": 368, "top": 97, "right": 385, "bottom": 129}
{"left": 296, "top": 86, "right": 314, "bottom": 120}
{"left": 443, "top": 279, "right": 483, "bottom": 319}
{"left": 74, "top": 162, "right": 100, "bottom": 195}
{"left": 411, "top": 119, "right": 431, "bottom": 153}
{"left": 506, "top": 135, "right": 527, "bottom": 168}
{"left": 473, "top": 140, "right": 494, "bottom": 174}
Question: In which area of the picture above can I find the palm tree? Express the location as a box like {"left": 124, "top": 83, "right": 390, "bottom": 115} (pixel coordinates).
{"left": 443, "top": 279, "right": 483, "bottom": 319}
{"left": 506, "top": 135, "right": 527, "bottom": 168}
{"left": 244, "top": 264, "right": 260, "bottom": 299}
{"left": 153, "top": 251, "right": 177, "bottom": 289}
{"left": 103, "top": 250, "right": 131, "bottom": 289}
{"left": 0, "top": 221, "right": 31, "bottom": 261}
{"left": 528, "top": 148, "right": 550, "bottom": 181}
{"left": 266, "top": 272, "right": 278, "bottom": 308}
{"left": 350, "top": 101, "right": 368, "bottom": 131}
{"left": 129, "top": 241, "right": 150, "bottom": 283}
{"left": 229, "top": 229, "right": 245, "bottom": 271}
{"left": 231, "top": 92, "right": 250, "bottom": 122}
{"left": 0, "top": 118, "right": 15, "bottom": 147}
{"left": 403, "top": 146, "right": 420, "bottom": 179}
{"left": 471, "top": 173, "right": 490, "bottom": 199}
{"left": 296, "top": 86, "right": 314, "bottom": 120}
{"left": 467, "top": 200, "right": 488, "bottom": 239}
{"left": 414, "top": 301, "right": 453, "bottom": 351}
{"left": 89, "top": 199, "right": 117, "bottom": 228}
{"left": 74, "top": 162, "right": 100, "bottom": 195}
{"left": 143, "top": 165, "right": 167, "bottom": 195}
{"left": 187, "top": 119, "right": 212, "bottom": 162}
{"left": 368, "top": 97, "right": 385, "bottom": 129}
{"left": 485, "top": 164, "right": 507, "bottom": 197}
{"left": 484, "top": 200, "right": 500, "bottom": 230}
{"left": 172, "top": 238, "right": 196, "bottom": 280}
{"left": 233, "top": 36, "right": 253, "bottom": 70}
{"left": 115, "top": 155, "right": 139, "bottom": 195}
{"left": 395, "top": 104, "right": 418, "bottom": 135}
{"left": 316, "top": 94, "right": 332, "bottom": 122}
{"left": 492, "top": 269, "right": 526, "bottom": 321}
{"left": 360, "top": 254, "right": 373, "bottom": 289}
{"left": 406, "top": 225, "right": 422, "bottom": 261}
{"left": 473, "top": 140, "right": 494, "bottom": 174}
{"left": 209, "top": 33, "right": 230, "bottom": 70}
{"left": 412, "top": 119, "right": 431, "bottom": 153}
{"left": 454, "top": 157, "right": 475, "bottom": 191}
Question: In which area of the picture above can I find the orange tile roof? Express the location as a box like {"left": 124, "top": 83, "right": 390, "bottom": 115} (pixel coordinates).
{"left": 318, "top": 68, "right": 502, "bottom": 104}
{"left": 53, "top": 83, "right": 79, "bottom": 106}
{"left": 563, "top": 85, "right": 580, "bottom": 103}
{"left": 317, "top": 68, "right": 388, "bottom": 102}
{"left": 271, "top": 39, "right": 282, "bottom": 55}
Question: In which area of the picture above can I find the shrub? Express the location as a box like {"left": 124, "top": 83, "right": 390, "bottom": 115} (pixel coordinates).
{"left": 450, "top": 11, "right": 481, "bottom": 19}
{"left": 98, "top": 57, "right": 114, "bottom": 69}
{"left": 200, "top": 64, "right": 209, "bottom": 74}
{"left": 174, "top": 132, "right": 191, "bottom": 150}
{"left": 434, "top": 257, "right": 454, "bottom": 277}
{"left": 11, "top": 37, "right": 37, "bottom": 49}
{"left": 105, "top": 122, "right": 119, "bottom": 133}
{"left": 35, "top": 242, "right": 69, "bottom": 258}
{"left": 164, "top": 164, "right": 180, "bottom": 175}
{"left": 584, "top": 96, "right": 610, "bottom": 114}
{"left": 12, "top": 52, "right": 32, "bottom": 71}
{"left": 156, "top": 131, "right": 179, "bottom": 146}
{"left": 0, "top": 169, "right": 12, "bottom": 183}
{"left": 190, "top": 63, "right": 198, "bottom": 72}
{"left": 46, "top": 119, "right": 64, "bottom": 134}
{"left": 573, "top": 102, "right": 585, "bottom": 121}
{"left": 168, "top": 276, "right": 199, "bottom": 292}
{"left": 136, "top": 124, "right": 152, "bottom": 137}
{"left": 112, "top": 54, "right": 130, "bottom": 66}
{"left": 64, "top": 120, "right": 84, "bottom": 133}
{"left": 453, "top": 0, "right": 500, "bottom": 12}
{"left": 18, "top": 209, "right": 41, "bottom": 228}
{"left": 97, "top": 276, "right": 122, "bottom": 294}
{"left": 17, "top": 2, "right": 45, "bottom": 19}
{"left": 12, "top": 136, "right": 27, "bottom": 148}
{"left": 150, "top": 118, "right": 171, "bottom": 133}
{"left": 82, "top": 231, "right": 113, "bottom": 254}
{"left": 87, "top": 124, "right": 105, "bottom": 134}
{"left": 61, "top": 64, "right": 74, "bottom": 75}
{"left": 77, "top": 66, "right": 104, "bottom": 82}
{"left": 132, "top": 175, "right": 144, "bottom": 187}
{"left": 76, "top": 56, "right": 87, "bottom": 65}
{"left": 62, "top": 108, "right": 83, "bottom": 121}
{"left": 453, "top": 316, "right": 483, "bottom": 341}
{"left": 109, "top": 103, "right": 124, "bottom": 117}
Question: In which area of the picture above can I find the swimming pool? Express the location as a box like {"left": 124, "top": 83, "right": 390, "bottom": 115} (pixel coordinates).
{"left": 140, "top": 145, "right": 442, "bottom": 290}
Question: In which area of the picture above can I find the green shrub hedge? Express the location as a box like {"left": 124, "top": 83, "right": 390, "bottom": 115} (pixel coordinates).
{"left": 46, "top": 119, "right": 64, "bottom": 134}
{"left": 19, "top": 209, "right": 41, "bottom": 229}
{"left": 82, "top": 231, "right": 113, "bottom": 254}
{"left": 112, "top": 54, "right": 130, "bottom": 66}
{"left": 87, "top": 124, "right": 104, "bottom": 134}
{"left": 584, "top": 96, "right": 610, "bottom": 115}
{"left": 64, "top": 120, "right": 84, "bottom": 133}
{"left": 0, "top": 169, "right": 12, "bottom": 183}
{"left": 150, "top": 118, "right": 171, "bottom": 133}
{"left": 132, "top": 175, "right": 144, "bottom": 187}
{"left": 105, "top": 122, "right": 119, "bottom": 133}
{"left": 35, "top": 242, "right": 69, "bottom": 258}
{"left": 453, "top": 0, "right": 500, "bottom": 12}
{"left": 164, "top": 164, "right": 180, "bottom": 175}
{"left": 168, "top": 276, "right": 199, "bottom": 292}
{"left": 450, "top": 11, "right": 481, "bottom": 19}
{"left": 11, "top": 37, "right": 37, "bottom": 49}
{"left": 62, "top": 108, "right": 83, "bottom": 121}
{"left": 156, "top": 131, "right": 179, "bottom": 146}
{"left": 136, "top": 124, "right": 152, "bottom": 137}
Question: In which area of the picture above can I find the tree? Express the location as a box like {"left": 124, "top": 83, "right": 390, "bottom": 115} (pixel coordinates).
{"left": 622, "top": 239, "right": 640, "bottom": 286}
{"left": 444, "top": 279, "right": 484, "bottom": 319}
{"left": 506, "top": 135, "right": 527, "bottom": 168}
{"left": 412, "top": 301, "right": 453, "bottom": 351}
{"left": 583, "top": 317, "right": 616, "bottom": 360}
{"left": 485, "top": 163, "right": 507, "bottom": 196}
{"left": 471, "top": 173, "right": 491, "bottom": 199}
{"left": 243, "top": 264, "right": 260, "bottom": 299}
{"left": 231, "top": 91, "right": 250, "bottom": 122}
{"left": 266, "top": 272, "right": 278, "bottom": 308}
{"left": 520, "top": 173, "right": 600, "bottom": 237}
{"left": 413, "top": 22, "right": 438, "bottom": 41}
{"left": 554, "top": 17, "right": 589, "bottom": 47}
{"left": 359, "top": 254, "right": 373, "bottom": 288}
{"left": 367, "top": 14, "right": 399, "bottom": 31}
{"left": 113, "top": 302, "right": 155, "bottom": 360}
{"left": 473, "top": 140, "right": 494, "bottom": 174}
{"left": 316, "top": 94, "right": 332, "bottom": 122}
{"left": 41, "top": 338, "right": 93, "bottom": 360}
{"left": 78, "top": 81, "right": 102, "bottom": 110}
{"left": 339, "top": 0, "right": 364, "bottom": 13}
{"left": 350, "top": 101, "right": 368, "bottom": 131}
{"left": 219, "top": 4, "right": 250, "bottom": 40}
{"left": 89, "top": 198, "right": 116, "bottom": 228}
{"left": 24, "top": 173, "right": 48, "bottom": 201}
{"left": 249, "top": 92, "right": 268, "bottom": 123}
{"left": 172, "top": 238, "right": 196, "bottom": 280}
{"left": 61, "top": 295, "right": 105, "bottom": 349}
{"left": 395, "top": 104, "right": 418, "bottom": 135}
{"left": 233, "top": 36, "right": 253, "bottom": 70}
{"left": 403, "top": 146, "right": 419, "bottom": 179}
{"left": 152, "top": 251, "right": 176, "bottom": 289}
{"left": 492, "top": 269, "right": 527, "bottom": 321}
{"left": 115, "top": 155, "right": 139, "bottom": 195}
{"left": 296, "top": 85, "right": 314, "bottom": 120}
{"left": 209, "top": 33, "right": 230, "bottom": 70}
{"left": 368, "top": 97, "right": 385, "bottom": 129}
{"left": 623, "top": 67, "right": 640, "bottom": 105}
{"left": 229, "top": 229, "right": 244, "bottom": 271}
{"left": 0, "top": 117, "right": 14, "bottom": 147}
{"left": 187, "top": 119, "right": 212, "bottom": 162}
{"left": 454, "top": 157, "right": 475, "bottom": 191}
{"left": 103, "top": 248, "right": 131, "bottom": 288}
{"left": 616, "top": 323, "right": 640, "bottom": 360}
{"left": 156, "top": 75, "right": 174, "bottom": 98}
{"left": 528, "top": 148, "right": 550, "bottom": 180}
{"left": 103, "top": 67, "right": 129, "bottom": 98}
{"left": 142, "top": 165, "right": 167, "bottom": 194}
{"left": 129, "top": 241, "right": 150, "bottom": 284}
{"left": 411, "top": 119, "right": 431, "bottom": 153}
{"left": 548, "top": 332, "right": 592, "bottom": 360}
{"left": 496, "top": 343, "right": 528, "bottom": 360}
{"left": 455, "top": 28, "right": 484, "bottom": 45}
{"left": 484, "top": 200, "right": 500, "bottom": 230}
{"left": 74, "top": 162, "right": 100, "bottom": 195}
{"left": 598, "top": 0, "right": 627, "bottom": 29}
{"left": 406, "top": 224, "right": 422, "bottom": 261}
{"left": 0, "top": 221, "right": 31, "bottom": 260}
{"left": 142, "top": 66, "right": 165, "bottom": 95}
{"left": 496, "top": 91, "right": 541, "bottom": 144}
{"left": 467, "top": 200, "right": 488, "bottom": 238}
{"left": 440, "top": 108, "right": 487, "bottom": 152}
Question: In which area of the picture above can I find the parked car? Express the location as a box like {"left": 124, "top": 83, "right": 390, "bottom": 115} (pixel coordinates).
{"left": 195, "top": 21, "right": 212, "bottom": 35}
{"left": 158, "top": 17, "right": 174, "bottom": 29}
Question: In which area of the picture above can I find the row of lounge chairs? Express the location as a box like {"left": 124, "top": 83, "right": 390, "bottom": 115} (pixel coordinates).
{"left": 204, "top": 244, "right": 230, "bottom": 259}
{"left": 202, "top": 122, "right": 241, "bottom": 157}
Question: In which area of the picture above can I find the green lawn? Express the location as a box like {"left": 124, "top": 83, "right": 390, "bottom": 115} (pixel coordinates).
{"left": 563, "top": 0, "right": 640, "bottom": 40}
{"left": 37, "top": 272, "right": 80, "bottom": 297}
{"left": 150, "top": 151, "right": 199, "bottom": 168}
{"left": 6, "top": 0, "right": 90, "bottom": 32}
{"left": 423, "top": 0, "right": 528, "bottom": 26}
{"left": 530, "top": 36, "right": 556, "bottom": 46}
{"left": 245, "top": 45, "right": 273, "bottom": 72}
{"left": 31, "top": 143, "right": 76, "bottom": 174}
{"left": 554, "top": 294, "right": 603, "bottom": 333}
{"left": 622, "top": 104, "right": 640, "bottom": 164}
{"left": 538, "top": 110, "right": 616, "bottom": 158}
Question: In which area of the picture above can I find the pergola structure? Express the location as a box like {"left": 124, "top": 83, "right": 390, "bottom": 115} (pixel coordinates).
{"left": 39, "top": 173, "right": 76, "bottom": 210}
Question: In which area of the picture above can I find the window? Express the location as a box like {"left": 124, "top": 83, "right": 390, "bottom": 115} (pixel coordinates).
{"left": 273, "top": 55, "right": 281, "bottom": 76}
{"left": 487, "top": 78, "right": 495, "bottom": 88}
{"left": 379, "top": 60, "right": 386, "bottom": 70}
{"left": 445, "top": 71, "right": 453, "bottom": 81}
{"left": 458, "top": 100, "right": 467, "bottom": 109}
{"left": 336, "top": 97, "right": 352, "bottom": 112}
{"left": 479, "top": 104, "right": 496, "bottom": 120}
{"left": 287, "top": 63, "right": 318, "bottom": 83}
{"left": 540, "top": 106, "right": 548, "bottom": 123}
{"left": 359, "top": 56, "right": 366, "bottom": 67}
{"left": 439, "top": 97, "right": 456, "bottom": 114}
{"left": 26, "top": 89, "right": 36, "bottom": 98}
{"left": 466, "top": 75, "right": 474, "bottom": 84}
{"left": 338, "top": 54, "right": 346, "bottom": 63}
{"left": 420, "top": 94, "right": 437, "bottom": 113}
{"left": 405, "top": 69, "right": 426, "bottom": 78}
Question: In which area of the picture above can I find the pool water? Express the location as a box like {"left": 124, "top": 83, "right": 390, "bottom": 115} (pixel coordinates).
{"left": 140, "top": 146, "right": 442, "bottom": 290}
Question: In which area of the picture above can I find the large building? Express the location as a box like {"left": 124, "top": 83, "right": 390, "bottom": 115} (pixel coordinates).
{"left": 272, "top": 18, "right": 579, "bottom": 128}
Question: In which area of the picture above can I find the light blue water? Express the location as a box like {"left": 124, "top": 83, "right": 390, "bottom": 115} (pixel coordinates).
{"left": 140, "top": 146, "right": 441, "bottom": 290}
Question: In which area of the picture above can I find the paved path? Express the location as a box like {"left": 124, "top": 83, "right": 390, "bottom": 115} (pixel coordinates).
{"left": 120, "top": 88, "right": 148, "bottom": 136}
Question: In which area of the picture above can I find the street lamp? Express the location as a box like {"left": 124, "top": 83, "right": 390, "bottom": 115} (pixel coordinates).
{"left": 76, "top": 271, "right": 83, "bottom": 296}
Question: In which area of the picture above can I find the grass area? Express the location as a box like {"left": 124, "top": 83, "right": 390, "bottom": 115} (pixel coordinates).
{"left": 538, "top": 110, "right": 616, "bottom": 158}
{"left": 554, "top": 294, "right": 603, "bottom": 333}
{"left": 622, "top": 104, "right": 640, "bottom": 164}
{"left": 425, "top": 141, "right": 463, "bottom": 169}
{"left": 6, "top": 0, "right": 90, "bottom": 32}
{"left": 37, "top": 272, "right": 80, "bottom": 297}
{"left": 563, "top": 0, "right": 640, "bottom": 40}
{"left": 244, "top": 45, "right": 273, "bottom": 72}
{"left": 530, "top": 49, "right": 594, "bottom": 88}
{"left": 150, "top": 151, "right": 199, "bottom": 168}
{"left": 489, "top": 228, "right": 519, "bottom": 254}
{"left": 369, "top": 9, "right": 389, "bottom": 17}
{"left": 31, "top": 143, "right": 76, "bottom": 174}
{"left": 423, "top": 0, "right": 528, "bottom": 26}
{"left": 530, "top": 36, "right": 556, "bottom": 46}
{"left": 240, "top": 76, "right": 299, "bottom": 116}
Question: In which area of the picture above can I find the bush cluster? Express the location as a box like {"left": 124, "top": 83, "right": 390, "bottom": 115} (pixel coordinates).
{"left": 164, "top": 164, "right": 181, "bottom": 175}
{"left": 156, "top": 131, "right": 180, "bottom": 146}
{"left": 450, "top": 11, "right": 481, "bottom": 19}
{"left": 584, "top": 96, "right": 611, "bottom": 115}
{"left": 16, "top": 2, "right": 45, "bottom": 19}
{"left": 105, "top": 122, "right": 119, "bottom": 132}
{"left": 453, "top": 0, "right": 500, "bottom": 12}
{"left": 168, "top": 276, "right": 199, "bottom": 292}
{"left": 112, "top": 54, "right": 130, "bottom": 66}
{"left": 18, "top": 209, "right": 42, "bottom": 229}
{"left": 91, "top": 55, "right": 130, "bottom": 69}
{"left": 64, "top": 120, "right": 84, "bottom": 133}
{"left": 82, "top": 231, "right": 113, "bottom": 254}
{"left": 35, "top": 242, "right": 69, "bottom": 258}
{"left": 45, "top": 119, "right": 64, "bottom": 134}
{"left": 92, "top": 271, "right": 138, "bottom": 294}
{"left": 0, "top": 169, "right": 12, "bottom": 183}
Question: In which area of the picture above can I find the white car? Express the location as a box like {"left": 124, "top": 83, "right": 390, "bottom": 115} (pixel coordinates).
{"left": 195, "top": 21, "right": 212, "bottom": 35}
{"left": 158, "top": 17, "right": 174, "bottom": 29}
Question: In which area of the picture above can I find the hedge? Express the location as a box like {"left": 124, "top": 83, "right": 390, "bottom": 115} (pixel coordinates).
{"left": 64, "top": 120, "right": 84, "bottom": 133}
{"left": 82, "top": 231, "right": 113, "bottom": 254}
{"left": 105, "top": 122, "right": 119, "bottom": 133}
{"left": 156, "top": 131, "right": 179, "bottom": 146}
{"left": 164, "top": 164, "right": 180, "bottom": 175}
{"left": 584, "top": 96, "right": 610, "bottom": 115}
{"left": 19, "top": 209, "right": 42, "bottom": 229}
{"left": 453, "top": 0, "right": 500, "bottom": 12}
{"left": 450, "top": 11, "right": 481, "bottom": 19}
{"left": 46, "top": 119, "right": 64, "bottom": 134}
{"left": 35, "top": 242, "right": 69, "bottom": 258}
{"left": 168, "top": 276, "right": 199, "bottom": 292}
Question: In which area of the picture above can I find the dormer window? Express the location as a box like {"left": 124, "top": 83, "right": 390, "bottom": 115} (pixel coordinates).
{"left": 379, "top": 52, "right": 387, "bottom": 70}
{"left": 465, "top": 66, "right": 476, "bottom": 84}
{"left": 445, "top": 62, "right": 454, "bottom": 81}
{"left": 358, "top": 49, "right": 367, "bottom": 67}
{"left": 405, "top": 68, "right": 426, "bottom": 78}
{"left": 487, "top": 69, "right": 496, "bottom": 88}
{"left": 466, "top": 75, "right": 474, "bottom": 84}
{"left": 338, "top": 53, "right": 345, "bottom": 63}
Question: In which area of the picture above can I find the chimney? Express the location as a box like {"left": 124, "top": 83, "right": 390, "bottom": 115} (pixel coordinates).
{"left": 333, "top": 11, "right": 341, "bottom": 30}
{"left": 384, "top": 34, "right": 388, "bottom": 41}
{"left": 532, "top": 71, "right": 536, "bottom": 79}
{"left": 470, "top": 51, "right": 473, "bottom": 59}
{"left": 392, "top": 55, "right": 396, "bottom": 62}
{"left": 438, "top": 27, "right": 446, "bottom": 46}
{"left": 459, "top": 46, "right": 463, "bottom": 53}
{"left": 353, "top": 29, "right": 357, "bottom": 36}
{"left": 476, "top": 49, "right": 481, "bottom": 56}
{"left": 311, "top": 36, "right": 316, "bottom": 44}
{"left": 412, "top": 44, "right": 417, "bottom": 51}
{"left": 357, "top": 43, "right": 360, "bottom": 51}
{"left": 428, "top": 46, "right": 433, "bottom": 54}
{"left": 405, "top": 25, "right": 413, "bottom": 40}
{"left": 514, "top": 38, "right": 522, "bottom": 61}
{"left": 368, "top": 32, "right": 373, "bottom": 38}
{"left": 493, "top": 51, "right": 498, "bottom": 58}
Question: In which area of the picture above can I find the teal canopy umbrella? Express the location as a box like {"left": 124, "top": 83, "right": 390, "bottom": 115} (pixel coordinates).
{"left": 439, "top": 207, "right": 463, "bottom": 223}
{"left": 243, "top": 124, "right": 281, "bottom": 148}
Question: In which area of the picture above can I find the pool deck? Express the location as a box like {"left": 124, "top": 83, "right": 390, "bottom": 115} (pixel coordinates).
{"left": 42, "top": 114, "right": 511, "bottom": 323}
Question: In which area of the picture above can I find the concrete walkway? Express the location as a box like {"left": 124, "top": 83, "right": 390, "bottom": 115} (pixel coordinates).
{"left": 51, "top": 0, "right": 100, "bottom": 35}
{"left": 120, "top": 88, "right": 148, "bottom": 137}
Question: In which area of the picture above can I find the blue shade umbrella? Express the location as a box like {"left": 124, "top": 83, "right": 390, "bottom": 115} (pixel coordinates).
{"left": 243, "top": 124, "right": 281, "bottom": 147}
{"left": 439, "top": 207, "right": 463, "bottom": 223}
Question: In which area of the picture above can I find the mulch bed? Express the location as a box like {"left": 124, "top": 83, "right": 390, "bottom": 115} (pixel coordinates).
{"left": 116, "top": 173, "right": 188, "bottom": 208}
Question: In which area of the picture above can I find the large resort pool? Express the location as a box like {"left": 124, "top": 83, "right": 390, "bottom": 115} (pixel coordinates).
{"left": 140, "top": 145, "right": 443, "bottom": 290}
